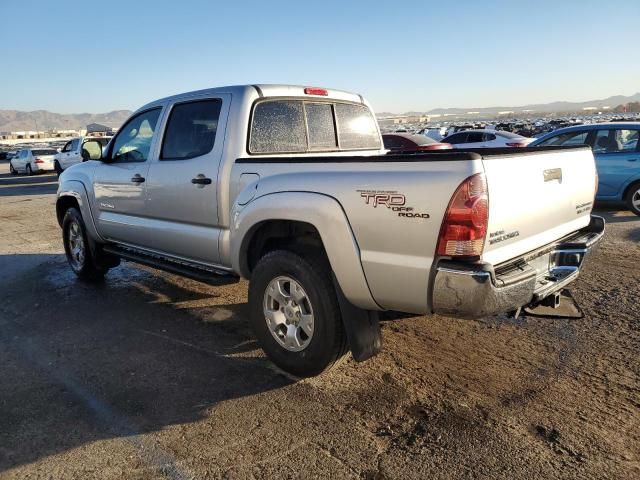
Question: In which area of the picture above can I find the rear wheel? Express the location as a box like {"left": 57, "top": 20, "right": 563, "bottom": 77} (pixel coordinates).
{"left": 248, "top": 249, "right": 347, "bottom": 377}
{"left": 62, "top": 207, "right": 108, "bottom": 281}
{"left": 26, "top": 164, "right": 33, "bottom": 176}
{"left": 626, "top": 182, "right": 640, "bottom": 216}
{"left": 54, "top": 161, "right": 63, "bottom": 177}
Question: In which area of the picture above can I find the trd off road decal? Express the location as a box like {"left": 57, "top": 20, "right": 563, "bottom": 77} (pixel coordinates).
{"left": 358, "top": 190, "right": 430, "bottom": 219}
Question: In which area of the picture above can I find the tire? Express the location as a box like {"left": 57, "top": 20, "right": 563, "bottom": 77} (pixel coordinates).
{"left": 62, "top": 207, "right": 108, "bottom": 281}
{"left": 54, "top": 161, "right": 63, "bottom": 177}
{"left": 26, "top": 164, "right": 33, "bottom": 176}
{"left": 626, "top": 182, "right": 640, "bottom": 216}
{"left": 248, "top": 249, "right": 348, "bottom": 377}
{"left": 9, "top": 163, "right": 17, "bottom": 175}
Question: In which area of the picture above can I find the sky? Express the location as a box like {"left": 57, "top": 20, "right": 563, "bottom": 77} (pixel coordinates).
{"left": 1, "top": 0, "right": 639, "bottom": 114}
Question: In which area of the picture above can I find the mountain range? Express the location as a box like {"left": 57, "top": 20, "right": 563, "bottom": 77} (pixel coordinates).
{"left": 2, "top": 92, "right": 639, "bottom": 131}
{"left": 376, "top": 92, "right": 640, "bottom": 117}
{"left": 0, "top": 110, "right": 132, "bottom": 132}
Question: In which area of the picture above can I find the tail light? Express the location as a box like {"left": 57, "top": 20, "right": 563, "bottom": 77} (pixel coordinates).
{"left": 436, "top": 173, "right": 489, "bottom": 257}
{"left": 304, "top": 87, "right": 328, "bottom": 96}
{"left": 505, "top": 142, "right": 527, "bottom": 147}
{"left": 417, "top": 143, "right": 453, "bottom": 151}
{"left": 34, "top": 158, "right": 44, "bottom": 164}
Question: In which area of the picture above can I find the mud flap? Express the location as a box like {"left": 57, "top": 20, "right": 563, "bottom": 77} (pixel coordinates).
{"left": 331, "top": 273, "right": 382, "bottom": 362}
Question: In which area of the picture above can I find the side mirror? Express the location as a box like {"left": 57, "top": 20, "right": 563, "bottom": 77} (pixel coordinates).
{"left": 81, "top": 140, "right": 104, "bottom": 161}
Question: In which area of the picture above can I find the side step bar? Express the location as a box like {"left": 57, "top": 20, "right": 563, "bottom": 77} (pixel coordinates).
{"left": 103, "top": 244, "right": 239, "bottom": 286}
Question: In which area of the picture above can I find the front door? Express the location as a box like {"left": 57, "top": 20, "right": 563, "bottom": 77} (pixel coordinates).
{"left": 143, "top": 95, "right": 229, "bottom": 264}
{"left": 60, "top": 138, "right": 80, "bottom": 169}
{"left": 91, "top": 107, "right": 163, "bottom": 245}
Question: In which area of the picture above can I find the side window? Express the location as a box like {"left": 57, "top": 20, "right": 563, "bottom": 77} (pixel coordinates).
{"left": 161, "top": 99, "right": 222, "bottom": 160}
{"left": 446, "top": 133, "right": 468, "bottom": 144}
{"left": 111, "top": 108, "right": 162, "bottom": 163}
{"left": 539, "top": 130, "right": 589, "bottom": 147}
{"left": 616, "top": 129, "right": 639, "bottom": 151}
{"left": 70, "top": 138, "right": 80, "bottom": 151}
{"left": 250, "top": 100, "right": 306, "bottom": 153}
{"left": 335, "top": 103, "right": 380, "bottom": 150}
{"left": 467, "top": 132, "right": 484, "bottom": 143}
{"left": 62, "top": 141, "right": 73, "bottom": 152}
{"left": 593, "top": 130, "right": 617, "bottom": 153}
{"left": 305, "top": 103, "right": 337, "bottom": 150}
{"left": 383, "top": 136, "right": 402, "bottom": 149}
{"left": 483, "top": 133, "right": 496, "bottom": 141}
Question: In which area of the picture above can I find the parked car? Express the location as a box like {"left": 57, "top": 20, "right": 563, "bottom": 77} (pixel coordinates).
{"left": 418, "top": 127, "right": 448, "bottom": 141}
{"left": 530, "top": 123, "right": 640, "bottom": 215}
{"left": 9, "top": 148, "right": 58, "bottom": 175}
{"left": 54, "top": 136, "right": 112, "bottom": 175}
{"left": 383, "top": 133, "right": 452, "bottom": 153}
{"left": 57, "top": 84, "right": 603, "bottom": 377}
{"left": 442, "top": 129, "right": 534, "bottom": 148}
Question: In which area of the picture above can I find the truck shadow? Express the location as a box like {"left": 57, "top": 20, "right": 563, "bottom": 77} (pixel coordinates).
{"left": 0, "top": 254, "right": 292, "bottom": 473}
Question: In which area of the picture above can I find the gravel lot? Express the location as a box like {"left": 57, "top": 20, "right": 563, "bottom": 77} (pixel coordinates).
{"left": 0, "top": 162, "right": 638, "bottom": 479}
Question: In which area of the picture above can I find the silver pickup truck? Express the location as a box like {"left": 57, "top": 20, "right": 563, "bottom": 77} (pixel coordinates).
{"left": 56, "top": 84, "right": 604, "bottom": 377}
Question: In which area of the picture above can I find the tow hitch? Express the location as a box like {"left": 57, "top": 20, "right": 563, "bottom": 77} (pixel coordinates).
{"left": 510, "top": 289, "right": 584, "bottom": 320}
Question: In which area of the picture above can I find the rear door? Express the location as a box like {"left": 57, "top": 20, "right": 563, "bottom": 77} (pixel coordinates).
{"left": 92, "top": 107, "right": 163, "bottom": 245}
{"left": 13, "top": 150, "right": 24, "bottom": 171}
{"left": 143, "top": 95, "right": 229, "bottom": 264}
{"left": 592, "top": 128, "right": 640, "bottom": 198}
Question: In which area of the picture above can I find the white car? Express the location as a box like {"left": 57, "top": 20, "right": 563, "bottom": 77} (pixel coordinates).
{"left": 442, "top": 129, "right": 534, "bottom": 148}
{"left": 9, "top": 148, "right": 58, "bottom": 175}
{"left": 418, "top": 127, "right": 449, "bottom": 141}
{"left": 54, "top": 136, "right": 112, "bottom": 174}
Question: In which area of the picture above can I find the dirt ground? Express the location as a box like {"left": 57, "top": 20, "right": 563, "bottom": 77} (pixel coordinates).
{"left": 0, "top": 162, "right": 638, "bottom": 480}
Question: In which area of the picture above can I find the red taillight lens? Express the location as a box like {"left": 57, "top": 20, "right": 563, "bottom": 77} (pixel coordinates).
{"left": 34, "top": 158, "right": 44, "bottom": 164}
{"left": 304, "top": 87, "right": 328, "bottom": 96}
{"left": 437, "top": 173, "right": 489, "bottom": 257}
{"left": 505, "top": 142, "right": 526, "bottom": 147}
{"left": 418, "top": 143, "right": 453, "bottom": 151}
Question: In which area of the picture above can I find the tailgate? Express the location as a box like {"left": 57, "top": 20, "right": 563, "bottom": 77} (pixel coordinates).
{"left": 481, "top": 147, "right": 596, "bottom": 266}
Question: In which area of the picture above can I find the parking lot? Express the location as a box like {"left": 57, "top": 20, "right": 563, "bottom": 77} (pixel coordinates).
{"left": 0, "top": 161, "right": 638, "bottom": 479}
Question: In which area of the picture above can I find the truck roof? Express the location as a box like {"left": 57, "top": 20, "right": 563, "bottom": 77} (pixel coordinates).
{"left": 137, "top": 84, "right": 365, "bottom": 113}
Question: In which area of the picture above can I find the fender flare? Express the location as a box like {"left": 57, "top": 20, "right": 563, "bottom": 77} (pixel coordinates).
{"left": 57, "top": 180, "right": 104, "bottom": 244}
{"left": 230, "top": 191, "right": 380, "bottom": 311}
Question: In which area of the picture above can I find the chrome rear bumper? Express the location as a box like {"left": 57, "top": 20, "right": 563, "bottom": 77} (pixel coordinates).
{"left": 431, "top": 215, "right": 605, "bottom": 319}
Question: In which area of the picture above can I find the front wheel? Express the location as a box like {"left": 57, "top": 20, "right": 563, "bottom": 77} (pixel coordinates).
{"left": 248, "top": 250, "right": 348, "bottom": 377}
{"left": 626, "top": 182, "right": 640, "bottom": 216}
{"left": 9, "top": 163, "right": 17, "bottom": 175}
{"left": 54, "top": 161, "right": 63, "bottom": 177}
{"left": 26, "top": 164, "right": 33, "bottom": 176}
{"left": 62, "top": 207, "right": 108, "bottom": 281}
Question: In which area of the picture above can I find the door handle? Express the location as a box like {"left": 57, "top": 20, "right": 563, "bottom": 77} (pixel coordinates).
{"left": 131, "top": 174, "right": 145, "bottom": 183}
{"left": 191, "top": 174, "right": 212, "bottom": 186}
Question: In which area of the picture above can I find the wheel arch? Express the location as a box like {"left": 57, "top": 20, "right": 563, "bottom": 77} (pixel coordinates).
{"left": 56, "top": 180, "right": 103, "bottom": 243}
{"left": 231, "top": 191, "right": 379, "bottom": 311}
{"left": 622, "top": 178, "right": 640, "bottom": 201}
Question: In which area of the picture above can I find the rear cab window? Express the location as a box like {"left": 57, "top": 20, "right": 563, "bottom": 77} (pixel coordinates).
{"left": 249, "top": 99, "right": 380, "bottom": 154}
